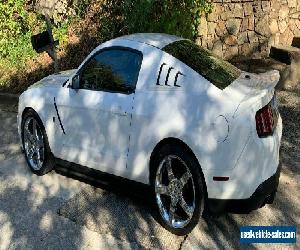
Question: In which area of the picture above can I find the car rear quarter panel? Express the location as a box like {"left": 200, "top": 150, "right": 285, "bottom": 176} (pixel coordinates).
{"left": 126, "top": 50, "right": 251, "bottom": 190}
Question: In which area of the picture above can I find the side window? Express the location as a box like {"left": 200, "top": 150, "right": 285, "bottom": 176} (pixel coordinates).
{"left": 80, "top": 49, "right": 142, "bottom": 93}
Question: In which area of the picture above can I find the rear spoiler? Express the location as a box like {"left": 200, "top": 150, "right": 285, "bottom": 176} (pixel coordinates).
{"left": 225, "top": 70, "right": 280, "bottom": 118}
{"left": 254, "top": 70, "right": 280, "bottom": 90}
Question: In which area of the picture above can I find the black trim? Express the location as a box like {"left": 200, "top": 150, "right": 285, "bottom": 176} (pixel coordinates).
{"left": 62, "top": 79, "right": 69, "bottom": 87}
{"left": 53, "top": 97, "right": 66, "bottom": 134}
{"left": 54, "top": 158, "right": 153, "bottom": 204}
{"left": 207, "top": 163, "right": 281, "bottom": 215}
{"left": 156, "top": 63, "right": 166, "bottom": 85}
{"left": 174, "top": 71, "right": 184, "bottom": 87}
{"left": 165, "top": 67, "right": 174, "bottom": 86}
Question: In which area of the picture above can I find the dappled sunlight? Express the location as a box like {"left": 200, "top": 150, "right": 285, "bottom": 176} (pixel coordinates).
{"left": 0, "top": 10, "right": 298, "bottom": 244}
{"left": 1, "top": 85, "right": 299, "bottom": 248}
{"left": 39, "top": 212, "right": 54, "bottom": 232}
{"left": 58, "top": 185, "right": 184, "bottom": 249}
{"left": 0, "top": 212, "right": 13, "bottom": 249}
{"left": 183, "top": 89, "right": 299, "bottom": 249}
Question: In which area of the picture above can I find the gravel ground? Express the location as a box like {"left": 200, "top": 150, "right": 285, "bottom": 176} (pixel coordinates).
{"left": 277, "top": 89, "right": 300, "bottom": 177}
{"left": 0, "top": 89, "right": 299, "bottom": 249}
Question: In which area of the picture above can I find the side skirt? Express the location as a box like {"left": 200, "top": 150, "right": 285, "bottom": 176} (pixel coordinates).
{"left": 54, "top": 158, "right": 153, "bottom": 203}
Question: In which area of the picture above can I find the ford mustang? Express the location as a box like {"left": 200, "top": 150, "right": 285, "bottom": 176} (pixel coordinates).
{"left": 18, "top": 33, "right": 282, "bottom": 235}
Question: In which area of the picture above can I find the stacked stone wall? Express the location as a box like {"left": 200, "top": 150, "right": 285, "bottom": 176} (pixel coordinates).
{"left": 198, "top": 0, "right": 300, "bottom": 59}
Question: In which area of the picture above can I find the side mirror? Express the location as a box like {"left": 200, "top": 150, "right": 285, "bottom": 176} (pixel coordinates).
{"left": 71, "top": 74, "right": 80, "bottom": 89}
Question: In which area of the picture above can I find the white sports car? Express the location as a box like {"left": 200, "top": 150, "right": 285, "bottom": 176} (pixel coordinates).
{"left": 18, "top": 33, "right": 282, "bottom": 235}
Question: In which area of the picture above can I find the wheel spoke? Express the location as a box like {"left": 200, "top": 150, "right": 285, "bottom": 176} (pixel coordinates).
{"left": 180, "top": 171, "right": 192, "bottom": 187}
{"left": 36, "top": 147, "right": 41, "bottom": 160}
{"left": 166, "top": 157, "right": 175, "bottom": 181}
{"left": 36, "top": 148, "right": 44, "bottom": 168}
{"left": 24, "top": 129, "right": 34, "bottom": 143}
{"left": 155, "top": 185, "right": 169, "bottom": 195}
{"left": 180, "top": 197, "right": 193, "bottom": 218}
{"left": 32, "top": 119, "right": 39, "bottom": 140}
{"left": 155, "top": 154, "right": 196, "bottom": 229}
{"left": 36, "top": 138, "right": 44, "bottom": 148}
{"left": 169, "top": 204, "right": 176, "bottom": 224}
{"left": 28, "top": 148, "right": 34, "bottom": 159}
{"left": 23, "top": 117, "right": 45, "bottom": 171}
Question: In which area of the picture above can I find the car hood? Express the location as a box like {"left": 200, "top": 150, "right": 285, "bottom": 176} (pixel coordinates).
{"left": 28, "top": 69, "right": 76, "bottom": 89}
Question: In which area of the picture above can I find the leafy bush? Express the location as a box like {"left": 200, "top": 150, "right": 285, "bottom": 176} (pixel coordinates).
{"left": 122, "top": 0, "right": 212, "bottom": 39}
{"left": 0, "top": 0, "right": 36, "bottom": 65}
{"left": 0, "top": 0, "right": 71, "bottom": 67}
{"left": 75, "top": 0, "right": 92, "bottom": 17}
{"left": 0, "top": 0, "right": 212, "bottom": 93}
{"left": 80, "top": 0, "right": 213, "bottom": 43}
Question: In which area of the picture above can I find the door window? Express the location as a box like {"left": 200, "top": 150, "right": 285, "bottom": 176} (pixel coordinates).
{"left": 80, "top": 48, "right": 142, "bottom": 93}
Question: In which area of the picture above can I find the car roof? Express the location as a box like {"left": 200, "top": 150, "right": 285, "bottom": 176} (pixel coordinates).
{"left": 119, "top": 33, "right": 184, "bottom": 49}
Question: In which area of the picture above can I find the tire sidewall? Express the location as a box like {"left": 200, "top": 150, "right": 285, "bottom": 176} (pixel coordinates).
{"left": 151, "top": 143, "right": 205, "bottom": 235}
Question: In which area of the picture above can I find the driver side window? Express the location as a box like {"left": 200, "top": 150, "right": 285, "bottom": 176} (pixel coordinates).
{"left": 80, "top": 48, "right": 142, "bottom": 93}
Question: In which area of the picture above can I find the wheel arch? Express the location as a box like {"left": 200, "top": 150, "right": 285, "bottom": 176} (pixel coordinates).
{"left": 21, "top": 107, "right": 35, "bottom": 121}
{"left": 21, "top": 107, "right": 45, "bottom": 131}
{"left": 21, "top": 107, "right": 47, "bottom": 130}
{"left": 149, "top": 137, "right": 208, "bottom": 200}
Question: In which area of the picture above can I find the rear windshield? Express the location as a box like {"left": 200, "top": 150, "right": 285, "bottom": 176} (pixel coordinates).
{"left": 163, "top": 40, "right": 241, "bottom": 89}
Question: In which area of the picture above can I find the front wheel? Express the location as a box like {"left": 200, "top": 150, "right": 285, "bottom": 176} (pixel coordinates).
{"left": 151, "top": 144, "right": 205, "bottom": 235}
{"left": 22, "top": 110, "right": 55, "bottom": 175}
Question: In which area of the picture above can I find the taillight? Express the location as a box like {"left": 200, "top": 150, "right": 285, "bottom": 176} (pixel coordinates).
{"left": 255, "top": 98, "right": 278, "bottom": 137}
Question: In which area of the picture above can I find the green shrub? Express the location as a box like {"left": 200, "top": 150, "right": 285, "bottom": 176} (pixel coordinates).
{"left": 83, "top": 0, "right": 212, "bottom": 42}
{"left": 0, "top": 0, "right": 212, "bottom": 93}
{"left": 75, "top": 0, "right": 92, "bottom": 17}
{"left": 0, "top": 0, "right": 71, "bottom": 67}
{"left": 0, "top": 0, "right": 35, "bottom": 65}
{"left": 122, "top": 0, "right": 212, "bottom": 40}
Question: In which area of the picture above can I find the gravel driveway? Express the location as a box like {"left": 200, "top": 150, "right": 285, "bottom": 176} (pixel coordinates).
{"left": 0, "top": 89, "right": 299, "bottom": 249}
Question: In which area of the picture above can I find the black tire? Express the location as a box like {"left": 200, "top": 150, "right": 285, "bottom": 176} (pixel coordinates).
{"left": 150, "top": 143, "right": 205, "bottom": 236}
{"left": 21, "top": 109, "right": 55, "bottom": 175}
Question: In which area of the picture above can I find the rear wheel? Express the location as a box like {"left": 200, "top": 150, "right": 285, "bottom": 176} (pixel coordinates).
{"left": 151, "top": 144, "right": 205, "bottom": 235}
{"left": 22, "top": 110, "right": 55, "bottom": 175}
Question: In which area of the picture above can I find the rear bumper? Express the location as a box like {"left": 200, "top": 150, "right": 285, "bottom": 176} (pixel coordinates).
{"left": 207, "top": 162, "right": 281, "bottom": 214}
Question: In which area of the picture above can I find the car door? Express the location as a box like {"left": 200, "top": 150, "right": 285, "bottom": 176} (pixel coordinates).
{"left": 54, "top": 47, "right": 143, "bottom": 176}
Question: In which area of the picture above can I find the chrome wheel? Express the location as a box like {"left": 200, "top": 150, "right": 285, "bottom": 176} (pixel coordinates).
{"left": 23, "top": 117, "right": 45, "bottom": 171}
{"left": 155, "top": 155, "right": 196, "bottom": 229}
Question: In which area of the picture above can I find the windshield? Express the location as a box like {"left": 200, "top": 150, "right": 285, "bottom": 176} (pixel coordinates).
{"left": 163, "top": 40, "right": 241, "bottom": 89}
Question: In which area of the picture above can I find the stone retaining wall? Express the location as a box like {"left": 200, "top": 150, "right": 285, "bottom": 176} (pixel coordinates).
{"left": 198, "top": 0, "right": 300, "bottom": 59}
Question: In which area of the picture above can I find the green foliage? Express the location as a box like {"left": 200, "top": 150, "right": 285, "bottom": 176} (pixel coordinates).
{"left": 122, "top": 0, "right": 212, "bottom": 40}
{"left": 0, "top": 0, "right": 34, "bottom": 65}
{"left": 53, "top": 20, "right": 71, "bottom": 45}
{"left": 87, "top": 0, "right": 213, "bottom": 47}
{"left": 0, "top": 0, "right": 212, "bottom": 66}
{"left": 75, "top": 0, "right": 92, "bottom": 17}
{"left": 0, "top": 0, "right": 213, "bottom": 92}
{"left": 0, "top": 0, "right": 70, "bottom": 67}
{"left": 163, "top": 40, "right": 241, "bottom": 89}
